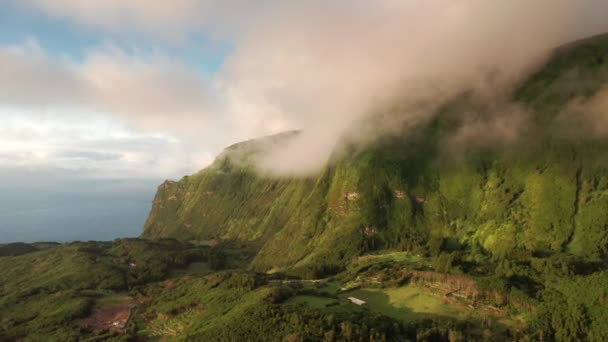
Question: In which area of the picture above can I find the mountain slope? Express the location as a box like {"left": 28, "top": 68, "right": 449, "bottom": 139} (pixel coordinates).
{"left": 143, "top": 33, "right": 608, "bottom": 278}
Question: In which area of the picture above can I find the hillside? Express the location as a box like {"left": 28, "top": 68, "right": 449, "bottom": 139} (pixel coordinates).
{"left": 0, "top": 239, "right": 222, "bottom": 340}
{"left": 143, "top": 33, "right": 608, "bottom": 278}
{"left": 3, "top": 34, "right": 608, "bottom": 342}
{"left": 135, "top": 34, "right": 608, "bottom": 340}
{"left": 1, "top": 240, "right": 515, "bottom": 341}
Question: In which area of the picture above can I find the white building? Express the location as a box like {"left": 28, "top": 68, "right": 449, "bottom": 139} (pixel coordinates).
{"left": 347, "top": 297, "right": 367, "bottom": 306}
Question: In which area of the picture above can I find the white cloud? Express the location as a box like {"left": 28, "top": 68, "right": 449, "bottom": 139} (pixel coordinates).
{"left": 0, "top": 8, "right": 225, "bottom": 182}
{"left": 0, "top": 43, "right": 216, "bottom": 132}
{"left": 16, "top": 0, "right": 282, "bottom": 40}
{"left": 216, "top": 0, "right": 608, "bottom": 174}
{"left": 4, "top": 1, "right": 608, "bottom": 178}
{"left": 0, "top": 109, "right": 202, "bottom": 179}
{"left": 18, "top": 0, "right": 203, "bottom": 38}
{"left": 0, "top": 40, "right": 88, "bottom": 108}
{"left": 78, "top": 48, "right": 215, "bottom": 133}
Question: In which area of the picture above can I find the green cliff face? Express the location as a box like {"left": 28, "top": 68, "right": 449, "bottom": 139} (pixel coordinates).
{"left": 143, "top": 34, "right": 608, "bottom": 277}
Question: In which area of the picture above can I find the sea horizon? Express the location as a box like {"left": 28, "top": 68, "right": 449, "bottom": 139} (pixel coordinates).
{"left": 0, "top": 179, "right": 160, "bottom": 243}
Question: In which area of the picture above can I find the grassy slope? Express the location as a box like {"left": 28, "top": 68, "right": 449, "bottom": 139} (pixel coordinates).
{"left": 0, "top": 238, "right": 603, "bottom": 341}
{"left": 135, "top": 34, "right": 608, "bottom": 341}
{"left": 346, "top": 286, "right": 470, "bottom": 321}
{"left": 133, "top": 267, "right": 492, "bottom": 341}
{"left": 0, "top": 239, "right": 214, "bottom": 341}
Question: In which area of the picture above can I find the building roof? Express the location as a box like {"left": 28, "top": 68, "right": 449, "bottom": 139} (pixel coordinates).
{"left": 347, "top": 297, "right": 367, "bottom": 306}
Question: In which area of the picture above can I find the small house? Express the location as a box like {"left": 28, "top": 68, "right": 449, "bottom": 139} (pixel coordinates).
{"left": 347, "top": 297, "right": 367, "bottom": 306}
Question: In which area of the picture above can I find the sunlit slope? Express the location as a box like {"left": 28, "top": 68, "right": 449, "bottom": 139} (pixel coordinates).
{"left": 143, "top": 34, "right": 608, "bottom": 277}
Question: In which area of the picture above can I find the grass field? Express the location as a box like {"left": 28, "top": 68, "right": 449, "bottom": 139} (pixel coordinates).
{"left": 340, "top": 285, "right": 521, "bottom": 335}
{"left": 320, "top": 280, "right": 342, "bottom": 295}
{"left": 343, "top": 286, "right": 473, "bottom": 321}
{"left": 355, "top": 251, "right": 424, "bottom": 266}
{"left": 285, "top": 282, "right": 476, "bottom": 321}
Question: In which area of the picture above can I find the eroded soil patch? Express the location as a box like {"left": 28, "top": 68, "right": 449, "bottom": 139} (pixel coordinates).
{"left": 82, "top": 302, "right": 137, "bottom": 333}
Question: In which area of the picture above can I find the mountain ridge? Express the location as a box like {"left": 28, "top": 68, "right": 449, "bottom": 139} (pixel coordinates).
{"left": 143, "top": 33, "right": 608, "bottom": 278}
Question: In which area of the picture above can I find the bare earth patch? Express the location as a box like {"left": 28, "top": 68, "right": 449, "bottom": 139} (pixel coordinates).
{"left": 81, "top": 303, "right": 137, "bottom": 333}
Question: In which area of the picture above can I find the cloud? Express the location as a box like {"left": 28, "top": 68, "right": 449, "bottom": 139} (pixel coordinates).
{"left": 15, "top": 0, "right": 282, "bottom": 40}
{"left": 0, "top": 41, "right": 229, "bottom": 177}
{"left": 0, "top": 41, "right": 231, "bottom": 143}
{"left": 0, "top": 110, "right": 205, "bottom": 179}
{"left": 18, "top": 0, "right": 204, "bottom": 38}
{"left": 0, "top": 40, "right": 88, "bottom": 107}
{"left": 79, "top": 48, "right": 215, "bottom": 133}
{"left": 217, "top": 0, "right": 608, "bottom": 174}
{"left": 442, "top": 102, "right": 533, "bottom": 153}
{"left": 557, "top": 85, "right": 608, "bottom": 138}
{"left": 5, "top": 1, "right": 608, "bottom": 177}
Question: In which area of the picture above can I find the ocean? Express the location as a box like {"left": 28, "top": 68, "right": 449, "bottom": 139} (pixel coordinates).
{"left": 0, "top": 179, "right": 160, "bottom": 243}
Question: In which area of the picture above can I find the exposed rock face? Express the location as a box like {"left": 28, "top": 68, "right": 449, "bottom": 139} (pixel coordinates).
{"left": 159, "top": 180, "right": 176, "bottom": 190}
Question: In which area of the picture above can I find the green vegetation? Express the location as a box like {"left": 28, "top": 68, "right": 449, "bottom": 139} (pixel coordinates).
{"left": 0, "top": 241, "right": 60, "bottom": 256}
{"left": 0, "top": 239, "right": 220, "bottom": 341}
{"left": 346, "top": 287, "right": 470, "bottom": 321}
{"left": 135, "top": 32, "right": 608, "bottom": 340}
{"left": 285, "top": 295, "right": 338, "bottom": 309}
{"left": 0, "top": 239, "right": 522, "bottom": 341}
{"left": 132, "top": 268, "right": 508, "bottom": 341}
{"left": 5, "top": 34, "right": 608, "bottom": 341}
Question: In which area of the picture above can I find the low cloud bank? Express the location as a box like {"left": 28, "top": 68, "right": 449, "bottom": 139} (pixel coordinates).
{"left": 242, "top": 1, "right": 608, "bottom": 175}
{"left": 4, "top": 1, "right": 608, "bottom": 176}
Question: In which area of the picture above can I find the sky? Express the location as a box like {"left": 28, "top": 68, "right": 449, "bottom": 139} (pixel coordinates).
{"left": 0, "top": 1, "right": 233, "bottom": 182}
{"left": 2, "top": 0, "right": 608, "bottom": 184}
